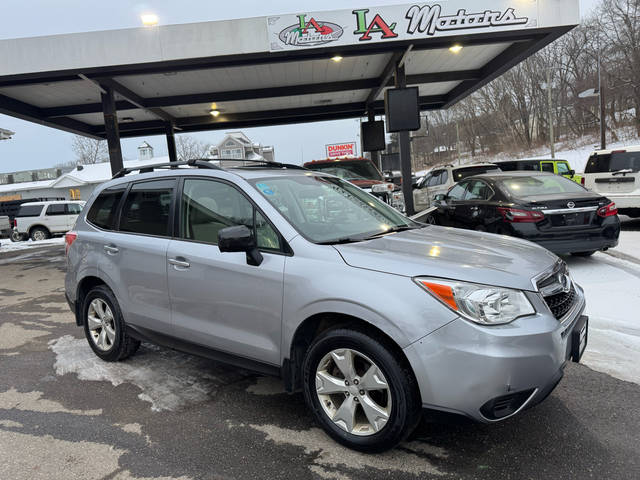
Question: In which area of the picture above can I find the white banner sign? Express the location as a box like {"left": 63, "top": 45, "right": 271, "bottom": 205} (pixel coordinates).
{"left": 267, "top": 2, "right": 539, "bottom": 52}
{"left": 326, "top": 142, "right": 357, "bottom": 158}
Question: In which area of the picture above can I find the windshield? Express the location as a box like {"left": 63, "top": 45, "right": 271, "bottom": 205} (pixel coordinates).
{"left": 585, "top": 152, "right": 640, "bottom": 173}
{"left": 308, "top": 161, "right": 383, "bottom": 182}
{"left": 453, "top": 166, "right": 501, "bottom": 182}
{"left": 251, "top": 175, "right": 417, "bottom": 244}
{"left": 499, "top": 175, "right": 586, "bottom": 197}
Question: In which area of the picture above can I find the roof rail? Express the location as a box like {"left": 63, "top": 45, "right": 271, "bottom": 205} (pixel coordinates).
{"left": 111, "top": 160, "right": 222, "bottom": 179}
{"left": 206, "top": 158, "right": 308, "bottom": 171}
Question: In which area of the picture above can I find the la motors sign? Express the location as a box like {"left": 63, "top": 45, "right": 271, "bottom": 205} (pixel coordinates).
{"left": 267, "top": 2, "right": 538, "bottom": 51}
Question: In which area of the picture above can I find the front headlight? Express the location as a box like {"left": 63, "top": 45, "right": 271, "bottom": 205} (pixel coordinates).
{"left": 414, "top": 277, "right": 535, "bottom": 325}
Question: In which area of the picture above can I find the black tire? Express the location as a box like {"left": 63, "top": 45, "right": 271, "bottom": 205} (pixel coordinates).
{"left": 474, "top": 225, "right": 487, "bottom": 232}
{"left": 10, "top": 230, "right": 25, "bottom": 242}
{"left": 302, "top": 328, "right": 421, "bottom": 452}
{"left": 30, "top": 226, "right": 50, "bottom": 241}
{"left": 571, "top": 251, "right": 596, "bottom": 257}
{"left": 82, "top": 285, "right": 140, "bottom": 362}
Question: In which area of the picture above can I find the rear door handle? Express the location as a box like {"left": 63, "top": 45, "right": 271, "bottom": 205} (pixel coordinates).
{"left": 169, "top": 258, "right": 191, "bottom": 269}
{"left": 103, "top": 245, "right": 119, "bottom": 255}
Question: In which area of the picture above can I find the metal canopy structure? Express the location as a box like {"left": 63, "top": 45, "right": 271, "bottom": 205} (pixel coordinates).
{"left": 0, "top": 1, "right": 580, "bottom": 212}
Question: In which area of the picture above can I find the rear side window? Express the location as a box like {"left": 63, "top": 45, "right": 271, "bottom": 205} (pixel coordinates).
{"left": 119, "top": 180, "right": 175, "bottom": 237}
{"left": 66, "top": 203, "right": 83, "bottom": 215}
{"left": 541, "top": 163, "right": 555, "bottom": 173}
{"left": 46, "top": 204, "right": 66, "bottom": 216}
{"left": 16, "top": 205, "right": 43, "bottom": 217}
{"left": 87, "top": 188, "right": 125, "bottom": 230}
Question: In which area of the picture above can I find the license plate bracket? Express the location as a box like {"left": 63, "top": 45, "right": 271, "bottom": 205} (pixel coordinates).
{"left": 571, "top": 315, "right": 589, "bottom": 363}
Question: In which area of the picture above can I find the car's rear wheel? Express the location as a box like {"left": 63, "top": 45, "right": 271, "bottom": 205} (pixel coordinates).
{"left": 571, "top": 251, "right": 596, "bottom": 257}
{"left": 10, "top": 230, "right": 26, "bottom": 242}
{"left": 302, "top": 328, "right": 421, "bottom": 452}
{"left": 30, "top": 227, "right": 50, "bottom": 241}
{"left": 82, "top": 285, "right": 140, "bottom": 362}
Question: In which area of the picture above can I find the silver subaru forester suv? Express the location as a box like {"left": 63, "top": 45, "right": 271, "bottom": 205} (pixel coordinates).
{"left": 65, "top": 160, "right": 588, "bottom": 452}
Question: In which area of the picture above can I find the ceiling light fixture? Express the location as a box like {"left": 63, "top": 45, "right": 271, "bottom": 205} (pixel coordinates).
{"left": 449, "top": 44, "right": 463, "bottom": 54}
{"left": 141, "top": 14, "right": 159, "bottom": 27}
{"left": 210, "top": 110, "right": 221, "bottom": 117}
{"left": 331, "top": 55, "right": 343, "bottom": 62}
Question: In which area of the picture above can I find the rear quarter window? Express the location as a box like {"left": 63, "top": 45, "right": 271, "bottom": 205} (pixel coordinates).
{"left": 16, "top": 205, "right": 44, "bottom": 217}
{"left": 87, "top": 188, "right": 126, "bottom": 230}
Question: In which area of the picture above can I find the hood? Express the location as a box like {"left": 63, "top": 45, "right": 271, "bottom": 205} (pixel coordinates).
{"left": 351, "top": 179, "right": 384, "bottom": 188}
{"left": 334, "top": 227, "right": 558, "bottom": 292}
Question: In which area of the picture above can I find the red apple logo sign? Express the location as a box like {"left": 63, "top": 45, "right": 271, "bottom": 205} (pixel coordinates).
{"left": 279, "top": 15, "right": 344, "bottom": 47}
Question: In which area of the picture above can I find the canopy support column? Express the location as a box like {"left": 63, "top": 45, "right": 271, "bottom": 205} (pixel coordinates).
{"left": 166, "top": 123, "right": 178, "bottom": 163}
{"left": 101, "top": 86, "right": 123, "bottom": 175}
{"left": 394, "top": 63, "right": 415, "bottom": 216}
{"left": 367, "top": 109, "right": 381, "bottom": 172}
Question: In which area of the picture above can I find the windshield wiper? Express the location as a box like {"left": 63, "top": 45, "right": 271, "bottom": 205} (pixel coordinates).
{"left": 318, "top": 236, "right": 370, "bottom": 245}
{"left": 363, "top": 225, "right": 423, "bottom": 240}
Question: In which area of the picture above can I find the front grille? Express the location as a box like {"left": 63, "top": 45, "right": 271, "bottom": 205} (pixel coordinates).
{"left": 544, "top": 285, "right": 576, "bottom": 320}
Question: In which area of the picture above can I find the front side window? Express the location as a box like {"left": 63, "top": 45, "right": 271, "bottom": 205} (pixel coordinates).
{"left": 556, "top": 162, "right": 571, "bottom": 175}
{"left": 66, "top": 203, "right": 83, "bottom": 215}
{"left": 46, "top": 204, "right": 66, "bottom": 216}
{"left": 87, "top": 188, "right": 125, "bottom": 230}
{"left": 119, "top": 179, "right": 175, "bottom": 237}
{"left": 427, "top": 171, "right": 442, "bottom": 187}
{"left": 447, "top": 182, "right": 468, "bottom": 201}
{"left": 464, "top": 180, "right": 492, "bottom": 201}
{"left": 181, "top": 178, "right": 280, "bottom": 250}
{"left": 250, "top": 175, "right": 416, "bottom": 244}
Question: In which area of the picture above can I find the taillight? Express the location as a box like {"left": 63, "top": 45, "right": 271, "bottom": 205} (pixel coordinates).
{"left": 498, "top": 207, "right": 545, "bottom": 223}
{"left": 597, "top": 202, "right": 618, "bottom": 218}
{"left": 581, "top": 177, "right": 585, "bottom": 186}
{"left": 11, "top": 219, "right": 16, "bottom": 227}
{"left": 65, "top": 231, "right": 77, "bottom": 255}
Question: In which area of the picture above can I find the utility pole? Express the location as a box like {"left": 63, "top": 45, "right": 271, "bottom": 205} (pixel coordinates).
{"left": 547, "top": 68, "right": 555, "bottom": 159}
{"left": 456, "top": 121, "right": 461, "bottom": 165}
{"left": 598, "top": 49, "right": 606, "bottom": 150}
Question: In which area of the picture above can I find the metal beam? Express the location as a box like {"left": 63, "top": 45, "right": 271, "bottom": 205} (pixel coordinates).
{"left": 101, "top": 86, "right": 124, "bottom": 175}
{"left": 40, "top": 71, "right": 476, "bottom": 118}
{"left": 97, "top": 77, "right": 177, "bottom": 124}
{"left": 166, "top": 123, "right": 177, "bottom": 163}
{"left": 92, "top": 95, "right": 446, "bottom": 136}
{"left": 0, "top": 92, "right": 101, "bottom": 138}
{"left": 366, "top": 47, "right": 411, "bottom": 107}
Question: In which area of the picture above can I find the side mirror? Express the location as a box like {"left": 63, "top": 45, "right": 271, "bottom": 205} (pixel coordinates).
{"left": 218, "top": 225, "right": 263, "bottom": 266}
{"left": 434, "top": 194, "right": 447, "bottom": 202}
{"left": 568, "top": 169, "right": 576, "bottom": 177}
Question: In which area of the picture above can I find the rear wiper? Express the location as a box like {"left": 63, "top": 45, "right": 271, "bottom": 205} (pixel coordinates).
{"left": 612, "top": 169, "right": 633, "bottom": 176}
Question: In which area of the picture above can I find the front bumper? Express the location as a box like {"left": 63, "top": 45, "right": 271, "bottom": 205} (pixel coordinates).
{"left": 404, "top": 284, "right": 586, "bottom": 423}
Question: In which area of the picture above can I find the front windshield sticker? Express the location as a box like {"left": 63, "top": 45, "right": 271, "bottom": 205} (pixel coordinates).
{"left": 256, "top": 183, "right": 275, "bottom": 195}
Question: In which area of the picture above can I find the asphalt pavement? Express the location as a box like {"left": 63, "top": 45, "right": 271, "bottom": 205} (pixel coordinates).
{"left": 0, "top": 245, "right": 639, "bottom": 480}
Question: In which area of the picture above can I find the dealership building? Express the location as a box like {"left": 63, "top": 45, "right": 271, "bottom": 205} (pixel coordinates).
{"left": 0, "top": 1, "right": 581, "bottom": 214}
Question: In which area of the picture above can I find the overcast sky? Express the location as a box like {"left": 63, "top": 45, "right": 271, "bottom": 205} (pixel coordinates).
{"left": 0, "top": 0, "right": 601, "bottom": 172}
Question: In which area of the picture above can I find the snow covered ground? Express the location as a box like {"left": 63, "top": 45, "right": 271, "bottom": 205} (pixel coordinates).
{"left": 0, "top": 237, "right": 64, "bottom": 252}
{"left": 565, "top": 251, "right": 640, "bottom": 385}
{"left": 614, "top": 229, "right": 640, "bottom": 260}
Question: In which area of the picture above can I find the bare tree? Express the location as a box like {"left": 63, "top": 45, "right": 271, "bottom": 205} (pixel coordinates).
{"left": 175, "top": 135, "right": 211, "bottom": 161}
{"left": 71, "top": 135, "right": 108, "bottom": 164}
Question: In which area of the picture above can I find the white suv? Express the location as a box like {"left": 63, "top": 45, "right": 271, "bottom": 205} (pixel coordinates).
{"left": 584, "top": 146, "right": 640, "bottom": 218}
{"left": 413, "top": 163, "right": 500, "bottom": 212}
{"left": 15, "top": 201, "right": 85, "bottom": 241}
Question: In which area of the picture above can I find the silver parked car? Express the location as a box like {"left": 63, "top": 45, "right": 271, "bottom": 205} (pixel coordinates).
{"left": 65, "top": 160, "right": 588, "bottom": 452}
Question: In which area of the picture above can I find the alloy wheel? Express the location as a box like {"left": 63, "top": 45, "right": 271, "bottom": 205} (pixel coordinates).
{"left": 32, "top": 230, "right": 46, "bottom": 241}
{"left": 87, "top": 298, "right": 116, "bottom": 351}
{"left": 315, "top": 348, "right": 392, "bottom": 436}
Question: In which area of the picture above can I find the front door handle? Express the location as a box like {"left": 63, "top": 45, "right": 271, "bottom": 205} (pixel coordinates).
{"left": 169, "top": 258, "right": 191, "bottom": 269}
{"left": 103, "top": 245, "right": 119, "bottom": 255}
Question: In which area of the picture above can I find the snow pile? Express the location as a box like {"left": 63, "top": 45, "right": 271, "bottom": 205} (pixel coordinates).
{"left": 566, "top": 253, "right": 640, "bottom": 385}
{"left": 49, "top": 335, "right": 252, "bottom": 411}
{"left": 0, "top": 237, "right": 64, "bottom": 252}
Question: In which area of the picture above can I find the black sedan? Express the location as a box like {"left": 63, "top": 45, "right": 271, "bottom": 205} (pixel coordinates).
{"left": 432, "top": 171, "right": 620, "bottom": 256}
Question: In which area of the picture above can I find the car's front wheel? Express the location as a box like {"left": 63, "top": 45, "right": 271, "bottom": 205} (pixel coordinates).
{"left": 303, "top": 328, "right": 421, "bottom": 452}
{"left": 82, "top": 285, "right": 140, "bottom": 362}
